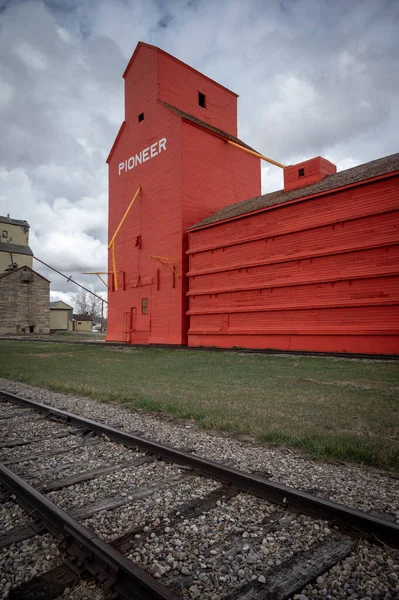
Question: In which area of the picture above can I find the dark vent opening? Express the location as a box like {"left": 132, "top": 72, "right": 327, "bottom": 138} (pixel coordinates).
{"left": 138, "top": 112, "right": 144, "bottom": 122}
{"left": 298, "top": 168, "right": 305, "bottom": 177}
{"left": 198, "top": 92, "right": 206, "bottom": 108}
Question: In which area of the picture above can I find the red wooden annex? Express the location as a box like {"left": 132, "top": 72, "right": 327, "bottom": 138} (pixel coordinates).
{"left": 187, "top": 154, "right": 399, "bottom": 354}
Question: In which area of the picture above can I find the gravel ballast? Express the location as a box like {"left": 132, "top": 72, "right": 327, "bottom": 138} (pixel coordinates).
{"left": 1, "top": 379, "right": 396, "bottom": 519}
{"left": 0, "top": 379, "right": 398, "bottom": 599}
{"left": 13, "top": 440, "right": 145, "bottom": 487}
{"left": 0, "top": 535, "right": 62, "bottom": 599}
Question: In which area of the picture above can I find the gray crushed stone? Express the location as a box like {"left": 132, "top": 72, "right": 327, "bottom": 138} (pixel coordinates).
{"left": 0, "top": 380, "right": 398, "bottom": 599}
{"left": 0, "top": 534, "right": 61, "bottom": 599}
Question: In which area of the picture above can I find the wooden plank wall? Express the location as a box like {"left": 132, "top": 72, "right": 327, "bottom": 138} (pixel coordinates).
{"left": 187, "top": 175, "right": 399, "bottom": 354}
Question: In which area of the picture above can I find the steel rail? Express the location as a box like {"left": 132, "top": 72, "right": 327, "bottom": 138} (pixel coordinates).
{"left": 2, "top": 389, "right": 399, "bottom": 549}
{"left": 0, "top": 463, "right": 178, "bottom": 600}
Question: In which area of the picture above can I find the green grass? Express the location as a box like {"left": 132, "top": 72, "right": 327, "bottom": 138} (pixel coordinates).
{"left": 52, "top": 331, "right": 106, "bottom": 341}
{"left": 0, "top": 341, "right": 398, "bottom": 470}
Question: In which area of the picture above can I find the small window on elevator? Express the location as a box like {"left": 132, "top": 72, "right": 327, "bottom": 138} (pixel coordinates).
{"left": 138, "top": 112, "right": 144, "bottom": 122}
{"left": 298, "top": 167, "right": 305, "bottom": 177}
{"left": 141, "top": 298, "right": 148, "bottom": 314}
{"left": 198, "top": 92, "right": 206, "bottom": 108}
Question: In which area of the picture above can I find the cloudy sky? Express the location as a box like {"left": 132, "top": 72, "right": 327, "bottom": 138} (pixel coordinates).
{"left": 0, "top": 0, "right": 398, "bottom": 307}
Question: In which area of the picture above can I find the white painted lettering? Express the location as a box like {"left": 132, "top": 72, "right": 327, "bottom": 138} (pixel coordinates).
{"left": 150, "top": 143, "right": 158, "bottom": 158}
{"left": 142, "top": 147, "right": 150, "bottom": 162}
{"left": 118, "top": 137, "right": 167, "bottom": 175}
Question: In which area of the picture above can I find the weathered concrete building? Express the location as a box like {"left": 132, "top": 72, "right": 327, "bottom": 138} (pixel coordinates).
{"left": 0, "top": 266, "right": 50, "bottom": 334}
{"left": 0, "top": 215, "right": 50, "bottom": 335}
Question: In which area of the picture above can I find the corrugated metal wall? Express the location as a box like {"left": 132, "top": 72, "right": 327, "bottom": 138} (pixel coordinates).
{"left": 187, "top": 175, "right": 399, "bottom": 354}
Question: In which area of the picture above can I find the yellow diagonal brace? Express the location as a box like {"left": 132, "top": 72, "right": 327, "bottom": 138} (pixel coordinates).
{"left": 150, "top": 255, "right": 180, "bottom": 279}
{"left": 96, "top": 274, "right": 109, "bottom": 288}
{"left": 108, "top": 186, "right": 141, "bottom": 248}
{"left": 150, "top": 256, "right": 181, "bottom": 262}
{"left": 111, "top": 241, "right": 118, "bottom": 291}
{"left": 227, "top": 140, "right": 285, "bottom": 169}
{"left": 108, "top": 186, "right": 141, "bottom": 292}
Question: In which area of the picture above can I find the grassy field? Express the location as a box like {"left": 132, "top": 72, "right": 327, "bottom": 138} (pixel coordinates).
{"left": 40, "top": 331, "right": 106, "bottom": 342}
{"left": 0, "top": 341, "right": 398, "bottom": 470}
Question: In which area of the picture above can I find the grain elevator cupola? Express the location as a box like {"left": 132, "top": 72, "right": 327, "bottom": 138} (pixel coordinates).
{"left": 284, "top": 157, "right": 337, "bottom": 192}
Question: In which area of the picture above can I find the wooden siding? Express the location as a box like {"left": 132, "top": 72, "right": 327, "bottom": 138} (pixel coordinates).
{"left": 187, "top": 175, "right": 399, "bottom": 355}
{"left": 283, "top": 156, "right": 336, "bottom": 191}
{"left": 107, "top": 45, "right": 260, "bottom": 345}
{"left": 107, "top": 96, "right": 184, "bottom": 344}
{"left": 158, "top": 51, "right": 237, "bottom": 136}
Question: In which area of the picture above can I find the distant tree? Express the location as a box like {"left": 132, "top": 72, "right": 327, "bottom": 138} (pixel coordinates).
{"left": 88, "top": 294, "right": 102, "bottom": 322}
{"left": 74, "top": 290, "right": 90, "bottom": 316}
{"left": 74, "top": 290, "right": 101, "bottom": 321}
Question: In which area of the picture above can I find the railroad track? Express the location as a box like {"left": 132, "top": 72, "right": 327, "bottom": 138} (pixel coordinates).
{"left": 0, "top": 390, "right": 398, "bottom": 600}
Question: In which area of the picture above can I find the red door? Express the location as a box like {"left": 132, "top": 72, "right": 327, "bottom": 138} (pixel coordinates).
{"left": 122, "top": 308, "right": 137, "bottom": 343}
{"left": 130, "top": 307, "right": 137, "bottom": 342}
{"left": 122, "top": 312, "right": 129, "bottom": 343}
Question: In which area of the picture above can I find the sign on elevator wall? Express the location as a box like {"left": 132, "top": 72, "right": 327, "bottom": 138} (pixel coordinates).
{"left": 119, "top": 137, "right": 167, "bottom": 175}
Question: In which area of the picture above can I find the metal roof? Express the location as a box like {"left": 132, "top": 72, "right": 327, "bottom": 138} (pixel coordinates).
{"left": 159, "top": 101, "right": 256, "bottom": 152}
{"left": 0, "top": 265, "right": 50, "bottom": 283}
{"left": 189, "top": 152, "right": 399, "bottom": 229}
{"left": 50, "top": 301, "right": 73, "bottom": 310}
{"left": 0, "top": 241, "right": 33, "bottom": 256}
{"left": 0, "top": 215, "right": 30, "bottom": 227}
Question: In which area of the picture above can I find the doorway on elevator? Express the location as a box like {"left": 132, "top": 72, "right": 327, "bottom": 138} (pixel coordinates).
{"left": 122, "top": 307, "right": 137, "bottom": 343}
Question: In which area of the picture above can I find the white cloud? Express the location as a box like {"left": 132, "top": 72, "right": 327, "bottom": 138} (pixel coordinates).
{"left": 50, "top": 288, "right": 107, "bottom": 313}
{"left": 13, "top": 41, "right": 48, "bottom": 70}
{"left": 0, "top": 0, "right": 398, "bottom": 299}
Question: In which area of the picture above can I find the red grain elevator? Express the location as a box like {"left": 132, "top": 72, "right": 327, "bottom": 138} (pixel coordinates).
{"left": 106, "top": 42, "right": 261, "bottom": 343}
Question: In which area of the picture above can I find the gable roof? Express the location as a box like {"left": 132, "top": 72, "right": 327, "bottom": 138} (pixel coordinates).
{"left": 189, "top": 152, "right": 399, "bottom": 230}
{"left": 159, "top": 101, "right": 256, "bottom": 152}
{"left": 73, "top": 314, "right": 92, "bottom": 321}
{"left": 0, "top": 241, "right": 33, "bottom": 256}
{"left": 123, "top": 42, "right": 237, "bottom": 97}
{"left": 107, "top": 101, "right": 256, "bottom": 166}
{"left": 106, "top": 121, "right": 126, "bottom": 164}
{"left": 0, "top": 265, "right": 50, "bottom": 283}
{"left": 50, "top": 300, "right": 73, "bottom": 310}
{"left": 0, "top": 215, "right": 29, "bottom": 227}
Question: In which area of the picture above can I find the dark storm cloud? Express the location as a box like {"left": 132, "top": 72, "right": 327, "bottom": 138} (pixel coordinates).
{"left": 150, "top": 0, "right": 399, "bottom": 163}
